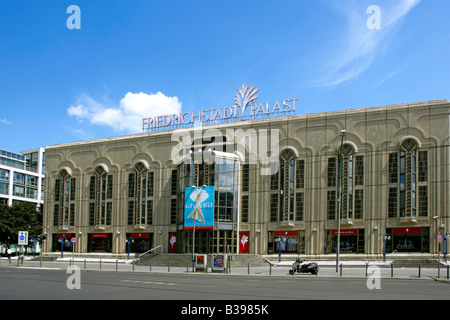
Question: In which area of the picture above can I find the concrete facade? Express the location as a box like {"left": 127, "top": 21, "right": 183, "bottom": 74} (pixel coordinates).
{"left": 42, "top": 99, "right": 450, "bottom": 258}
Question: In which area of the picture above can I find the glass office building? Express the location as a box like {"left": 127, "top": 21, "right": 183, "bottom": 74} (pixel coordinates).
{"left": 0, "top": 147, "right": 45, "bottom": 207}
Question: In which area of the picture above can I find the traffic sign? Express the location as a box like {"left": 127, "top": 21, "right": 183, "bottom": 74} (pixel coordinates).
{"left": 71, "top": 237, "right": 77, "bottom": 243}
{"left": 18, "top": 231, "right": 29, "bottom": 245}
{"left": 438, "top": 235, "right": 443, "bottom": 243}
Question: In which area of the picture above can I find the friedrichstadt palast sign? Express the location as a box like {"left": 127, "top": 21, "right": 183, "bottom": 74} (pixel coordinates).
{"left": 142, "top": 84, "right": 298, "bottom": 131}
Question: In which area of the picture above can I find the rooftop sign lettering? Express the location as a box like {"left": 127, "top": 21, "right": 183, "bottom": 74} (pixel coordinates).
{"left": 142, "top": 84, "right": 298, "bottom": 131}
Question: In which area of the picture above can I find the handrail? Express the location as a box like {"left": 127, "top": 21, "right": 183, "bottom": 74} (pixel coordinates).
{"left": 138, "top": 245, "right": 163, "bottom": 260}
{"left": 390, "top": 250, "right": 398, "bottom": 262}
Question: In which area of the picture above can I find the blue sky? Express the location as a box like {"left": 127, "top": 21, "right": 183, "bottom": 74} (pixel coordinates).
{"left": 1, "top": 0, "right": 449, "bottom": 152}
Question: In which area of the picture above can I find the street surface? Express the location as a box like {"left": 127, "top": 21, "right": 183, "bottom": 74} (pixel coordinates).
{"left": 0, "top": 259, "right": 449, "bottom": 301}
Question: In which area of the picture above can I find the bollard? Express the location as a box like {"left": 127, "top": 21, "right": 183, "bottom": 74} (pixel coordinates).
{"left": 168, "top": 261, "right": 170, "bottom": 273}
{"left": 149, "top": 260, "right": 152, "bottom": 272}
{"left": 418, "top": 264, "right": 421, "bottom": 278}
{"left": 340, "top": 263, "right": 343, "bottom": 277}
{"left": 133, "top": 262, "right": 135, "bottom": 271}
{"left": 84, "top": 259, "right": 86, "bottom": 270}
{"left": 365, "top": 263, "right": 368, "bottom": 277}
{"left": 447, "top": 265, "right": 449, "bottom": 280}
{"left": 248, "top": 263, "right": 250, "bottom": 275}
{"left": 391, "top": 263, "right": 394, "bottom": 277}
{"left": 100, "top": 259, "right": 102, "bottom": 270}
{"left": 116, "top": 260, "right": 118, "bottom": 271}
{"left": 269, "top": 264, "right": 272, "bottom": 276}
{"left": 187, "top": 262, "right": 189, "bottom": 273}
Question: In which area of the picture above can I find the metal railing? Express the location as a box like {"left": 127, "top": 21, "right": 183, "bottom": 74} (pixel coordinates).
{"left": 137, "top": 245, "right": 163, "bottom": 264}
{"left": 390, "top": 250, "right": 398, "bottom": 262}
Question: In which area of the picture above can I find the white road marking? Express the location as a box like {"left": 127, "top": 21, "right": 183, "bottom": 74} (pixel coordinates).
{"left": 122, "top": 279, "right": 175, "bottom": 286}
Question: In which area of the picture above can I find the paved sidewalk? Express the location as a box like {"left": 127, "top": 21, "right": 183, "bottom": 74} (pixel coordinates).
{"left": 2, "top": 257, "right": 449, "bottom": 280}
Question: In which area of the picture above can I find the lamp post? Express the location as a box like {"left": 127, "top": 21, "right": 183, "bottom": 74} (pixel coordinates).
{"left": 336, "top": 129, "right": 346, "bottom": 273}
{"left": 380, "top": 233, "right": 391, "bottom": 262}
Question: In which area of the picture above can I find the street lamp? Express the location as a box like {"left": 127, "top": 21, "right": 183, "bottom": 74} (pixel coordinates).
{"left": 379, "top": 233, "right": 391, "bottom": 262}
{"left": 336, "top": 129, "right": 346, "bottom": 273}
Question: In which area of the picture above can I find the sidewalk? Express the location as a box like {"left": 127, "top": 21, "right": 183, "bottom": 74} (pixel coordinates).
{"left": 2, "top": 257, "right": 449, "bottom": 280}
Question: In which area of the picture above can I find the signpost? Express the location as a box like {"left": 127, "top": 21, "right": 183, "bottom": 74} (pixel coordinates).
{"left": 71, "top": 237, "right": 77, "bottom": 262}
{"left": 18, "top": 231, "right": 28, "bottom": 265}
{"left": 438, "top": 234, "right": 443, "bottom": 278}
{"left": 18, "top": 231, "right": 28, "bottom": 245}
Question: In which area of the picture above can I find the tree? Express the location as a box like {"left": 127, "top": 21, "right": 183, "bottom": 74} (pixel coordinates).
{"left": 0, "top": 203, "right": 43, "bottom": 246}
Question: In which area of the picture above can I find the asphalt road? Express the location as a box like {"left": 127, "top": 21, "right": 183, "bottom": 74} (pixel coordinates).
{"left": 1, "top": 265, "right": 449, "bottom": 301}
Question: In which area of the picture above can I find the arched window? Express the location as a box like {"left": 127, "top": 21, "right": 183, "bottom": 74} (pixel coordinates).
{"left": 127, "top": 162, "right": 154, "bottom": 228}
{"left": 269, "top": 149, "right": 305, "bottom": 223}
{"left": 388, "top": 138, "right": 428, "bottom": 219}
{"left": 53, "top": 169, "right": 76, "bottom": 228}
{"left": 327, "top": 144, "right": 364, "bottom": 221}
{"left": 88, "top": 166, "right": 113, "bottom": 228}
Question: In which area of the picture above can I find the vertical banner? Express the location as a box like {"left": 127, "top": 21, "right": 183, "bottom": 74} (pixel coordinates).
{"left": 240, "top": 232, "right": 249, "bottom": 253}
{"left": 168, "top": 233, "right": 177, "bottom": 253}
{"left": 184, "top": 186, "right": 215, "bottom": 230}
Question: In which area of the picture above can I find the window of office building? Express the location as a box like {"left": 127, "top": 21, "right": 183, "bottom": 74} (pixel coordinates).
{"left": 388, "top": 139, "right": 428, "bottom": 219}
{"left": 0, "top": 170, "right": 8, "bottom": 195}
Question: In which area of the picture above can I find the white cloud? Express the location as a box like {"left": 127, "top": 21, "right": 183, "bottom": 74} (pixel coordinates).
{"left": 67, "top": 91, "right": 182, "bottom": 133}
{"left": 0, "top": 118, "right": 12, "bottom": 125}
{"left": 313, "top": 0, "right": 421, "bottom": 87}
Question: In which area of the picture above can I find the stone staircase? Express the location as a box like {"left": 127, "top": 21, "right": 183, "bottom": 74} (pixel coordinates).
{"left": 389, "top": 259, "right": 440, "bottom": 268}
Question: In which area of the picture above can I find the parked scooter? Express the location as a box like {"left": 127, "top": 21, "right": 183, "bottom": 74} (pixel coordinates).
{"left": 289, "top": 258, "right": 319, "bottom": 275}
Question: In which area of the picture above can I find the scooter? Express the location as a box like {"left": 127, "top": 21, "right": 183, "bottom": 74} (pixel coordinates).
{"left": 289, "top": 258, "right": 319, "bottom": 275}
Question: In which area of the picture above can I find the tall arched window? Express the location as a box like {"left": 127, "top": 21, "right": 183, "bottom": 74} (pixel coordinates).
{"left": 280, "top": 149, "right": 295, "bottom": 222}
{"left": 327, "top": 144, "right": 364, "bottom": 221}
{"left": 269, "top": 149, "right": 305, "bottom": 223}
{"left": 127, "top": 162, "right": 154, "bottom": 227}
{"left": 88, "top": 166, "right": 113, "bottom": 228}
{"left": 53, "top": 169, "right": 76, "bottom": 228}
{"left": 388, "top": 138, "right": 428, "bottom": 219}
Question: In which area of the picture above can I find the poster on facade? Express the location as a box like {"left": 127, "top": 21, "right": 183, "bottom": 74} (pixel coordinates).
{"left": 168, "top": 233, "right": 177, "bottom": 253}
{"left": 240, "top": 232, "right": 249, "bottom": 253}
{"left": 184, "top": 186, "right": 215, "bottom": 230}
{"left": 212, "top": 254, "right": 226, "bottom": 271}
{"left": 196, "top": 254, "right": 207, "bottom": 268}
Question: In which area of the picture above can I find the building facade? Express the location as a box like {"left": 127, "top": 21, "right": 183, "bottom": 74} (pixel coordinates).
{"left": 42, "top": 99, "right": 450, "bottom": 258}
{"left": 0, "top": 147, "right": 45, "bottom": 207}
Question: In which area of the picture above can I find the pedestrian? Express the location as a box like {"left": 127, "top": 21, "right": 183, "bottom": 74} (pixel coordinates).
{"left": 7, "top": 247, "right": 12, "bottom": 263}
